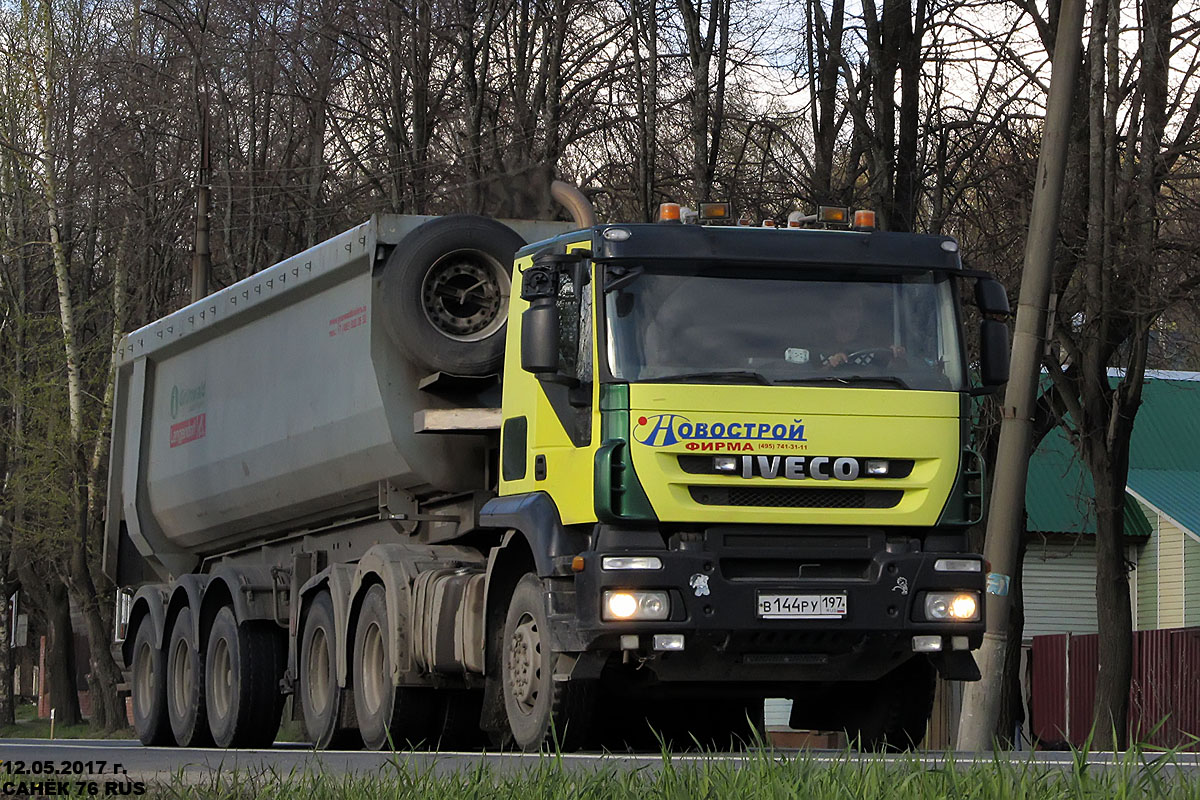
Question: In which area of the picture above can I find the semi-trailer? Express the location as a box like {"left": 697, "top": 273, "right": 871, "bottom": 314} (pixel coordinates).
{"left": 106, "top": 196, "right": 1010, "bottom": 751}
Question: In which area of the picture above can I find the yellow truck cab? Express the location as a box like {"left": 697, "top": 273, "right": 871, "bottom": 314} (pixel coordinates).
{"left": 482, "top": 213, "right": 1011, "bottom": 748}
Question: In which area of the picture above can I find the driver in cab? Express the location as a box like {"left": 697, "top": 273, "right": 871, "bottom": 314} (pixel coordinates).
{"left": 819, "top": 292, "right": 906, "bottom": 369}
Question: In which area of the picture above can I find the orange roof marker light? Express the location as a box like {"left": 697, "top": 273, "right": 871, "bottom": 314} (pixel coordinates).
{"left": 853, "top": 209, "right": 877, "bottom": 230}
{"left": 817, "top": 206, "right": 849, "bottom": 225}
{"left": 657, "top": 202, "right": 682, "bottom": 224}
{"left": 698, "top": 202, "right": 732, "bottom": 224}
{"left": 761, "top": 219, "right": 776, "bottom": 227}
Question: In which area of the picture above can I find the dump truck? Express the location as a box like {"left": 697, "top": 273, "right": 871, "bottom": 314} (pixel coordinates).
{"left": 105, "top": 192, "right": 1011, "bottom": 751}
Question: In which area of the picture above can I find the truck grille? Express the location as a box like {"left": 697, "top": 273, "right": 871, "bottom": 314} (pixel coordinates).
{"left": 688, "top": 486, "right": 902, "bottom": 509}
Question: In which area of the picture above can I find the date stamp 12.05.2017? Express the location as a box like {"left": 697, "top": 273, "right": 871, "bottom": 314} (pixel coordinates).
{"left": 0, "top": 759, "right": 146, "bottom": 796}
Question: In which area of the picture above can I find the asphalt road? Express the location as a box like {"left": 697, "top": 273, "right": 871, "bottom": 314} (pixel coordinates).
{"left": 0, "top": 738, "right": 1196, "bottom": 784}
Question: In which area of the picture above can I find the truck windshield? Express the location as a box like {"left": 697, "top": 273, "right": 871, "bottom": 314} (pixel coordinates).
{"left": 603, "top": 265, "right": 965, "bottom": 391}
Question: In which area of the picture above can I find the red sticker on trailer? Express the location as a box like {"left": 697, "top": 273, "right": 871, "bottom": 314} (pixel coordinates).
{"left": 170, "top": 413, "right": 207, "bottom": 447}
{"left": 329, "top": 305, "right": 368, "bottom": 336}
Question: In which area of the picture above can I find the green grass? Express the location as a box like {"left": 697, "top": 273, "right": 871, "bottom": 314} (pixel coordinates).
{"left": 0, "top": 702, "right": 133, "bottom": 740}
{"left": 151, "top": 745, "right": 1200, "bottom": 800}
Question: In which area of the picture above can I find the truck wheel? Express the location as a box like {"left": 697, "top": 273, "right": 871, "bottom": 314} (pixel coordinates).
{"left": 130, "top": 620, "right": 172, "bottom": 746}
{"left": 380, "top": 215, "right": 525, "bottom": 376}
{"left": 166, "top": 606, "right": 213, "bottom": 747}
{"left": 353, "top": 584, "right": 435, "bottom": 750}
{"left": 641, "top": 697, "right": 763, "bottom": 751}
{"left": 298, "top": 591, "right": 355, "bottom": 749}
{"left": 501, "top": 573, "right": 594, "bottom": 751}
{"left": 829, "top": 656, "right": 936, "bottom": 751}
{"left": 432, "top": 689, "right": 486, "bottom": 750}
{"left": 205, "top": 607, "right": 284, "bottom": 748}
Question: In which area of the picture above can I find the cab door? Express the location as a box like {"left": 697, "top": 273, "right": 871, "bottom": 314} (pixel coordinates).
{"left": 498, "top": 242, "right": 600, "bottom": 524}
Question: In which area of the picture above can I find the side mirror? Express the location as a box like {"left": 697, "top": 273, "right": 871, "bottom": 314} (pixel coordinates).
{"left": 975, "top": 278, "right": 1010, "bottom": 317}
{"left": 979, "top": 319, "right": 1010, "bottom": 390}
{"left": 521, "top": 301, "right": 559, "bottom": 374}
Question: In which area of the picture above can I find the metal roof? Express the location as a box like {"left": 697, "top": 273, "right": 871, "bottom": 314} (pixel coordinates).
{"left": 1026, "top": 378, "right": 1200, "bottom": 537}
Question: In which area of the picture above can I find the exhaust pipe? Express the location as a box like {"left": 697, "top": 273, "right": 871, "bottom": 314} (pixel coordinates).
{"left": 551, "top": 180, "right": 597, "bottom": 228}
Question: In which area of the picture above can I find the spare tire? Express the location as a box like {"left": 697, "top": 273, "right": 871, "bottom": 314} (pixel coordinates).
{"left": 380, "top": 215, "right": 526, "bottom": 376}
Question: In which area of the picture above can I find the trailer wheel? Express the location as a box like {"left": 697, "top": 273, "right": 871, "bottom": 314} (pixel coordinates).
{"left": 353, "top": 584, "right": 435, "bottom": 750}
{"left": 204, "top": 607, "right": 284, "bottom": 748}
{"left": 130, "top": 621, "right": 172, "bottom": 746}
{"left": 501, "top": 574, "right": 594, "bottom": 751}
{"left": 380, "top": 215, "right": 525, "bottom": 376}
{"left": 298, "top": 591, "right": 355, "bottom": 749}
{"left": 166, "top": 606, "right": 213, "bottom": 747}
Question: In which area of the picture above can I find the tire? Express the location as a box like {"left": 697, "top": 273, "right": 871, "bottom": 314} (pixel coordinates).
{"left": 166, "top": 606, "right": 212, "bottom": 747}
{"left": 298, "top": 591, "right": 355, "bottom": 749}
{"left": 204, "top": 607, "right": 284, "bottom": 748}
{"left": 130, "top": 620, "right": 172, "bottom": 746}
{"left": 380, "top": 214, "right": 525, "bottom": 376}
{"left": 856, "top": 656, "right": 937, "bottom": 751}
{"left": 501, "top": 573, "right": 594, "bottom": 751}
{"left": 791, "top": 657, "right": 936, "bottom": 752}
{"left": 630, "top": 696, "right": 762, "bottom": 752}
{"left": 432, "top": 690, "right": 486, "bottom": 750}
{"left": 353, "top": 584, "right": 436, "bottom": 750}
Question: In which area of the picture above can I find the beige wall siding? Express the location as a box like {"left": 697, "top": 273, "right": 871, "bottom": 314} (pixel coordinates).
{"left": 1023, "top": 537, "right": 1098, "bottom": 639}
{"left": 764, "top": 698, "right": 791, "bottom": 728}
{"left": 1186, "top": 533, "right": 1200, "bottom": 627}
{"left": 1137, "top": 513, "right": 1160, "bottom": 630}
{"left": 1159, "top": 518, "right": 1186, "bottom": 628}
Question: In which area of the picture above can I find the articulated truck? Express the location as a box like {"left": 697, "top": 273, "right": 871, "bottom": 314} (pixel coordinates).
{"left": 105, "top": 192, "right": 1011, "bottom": 751}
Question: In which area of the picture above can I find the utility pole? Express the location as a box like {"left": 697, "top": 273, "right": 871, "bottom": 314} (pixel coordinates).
{"left": 956, "top": 0, "right": 1086, "bottom": 751}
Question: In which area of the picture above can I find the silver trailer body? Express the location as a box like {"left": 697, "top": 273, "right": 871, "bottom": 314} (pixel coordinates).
{"left": 104, "top": 214, "right": 572, "bottom": 580}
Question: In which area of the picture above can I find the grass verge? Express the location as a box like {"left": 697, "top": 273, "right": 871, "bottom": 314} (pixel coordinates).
{"left": 151, "top": 744, "right": 1200, "bottom": 799}
{"left": 0, "top": 702, "right": 133, "bottom": 740}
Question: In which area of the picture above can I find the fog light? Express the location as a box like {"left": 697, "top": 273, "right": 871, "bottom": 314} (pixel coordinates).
{"left": 602, "top": 556, "right": 663, "bottom": 571}
{"left": 713, "top": 456, "right": 738, "bottom": 473}
{"left": 924, "top": 591, "right": 980, "bottom": 622}
{"left": 603, "top": 590, "right": 670, "bottom": 621}
{"left": 653, "top": 634, "right": 685, "bottom": 651}
{"left": 913, "top": 635, "right": 943, "bottom": 652}
{"left": 865, "top": 459, "right": 889, "bottom": 476}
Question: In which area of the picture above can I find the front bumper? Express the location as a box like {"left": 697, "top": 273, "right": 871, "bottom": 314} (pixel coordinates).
{"left": 552, "top": 529, "right": 984, "bottom": 683}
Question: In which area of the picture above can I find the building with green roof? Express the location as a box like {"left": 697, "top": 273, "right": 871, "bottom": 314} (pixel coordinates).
{"left": 1023, "top": 372, "right": 1200, "bottom": 639}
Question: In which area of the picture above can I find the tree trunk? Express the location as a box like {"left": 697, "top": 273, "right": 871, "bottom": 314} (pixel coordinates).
{"left": 996, "top": 534, "right": 1028, "bottom": 745}
{"left": 67, "top": 540, "right": 126, "bottom": 733}
{"left": 1090, "top": 465, "right": 1132, "bottom": 750}
{"left": 44, "top": 580, "right": 82, "bottom": 727}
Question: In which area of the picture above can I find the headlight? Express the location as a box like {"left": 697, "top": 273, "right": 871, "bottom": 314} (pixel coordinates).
{"left": 924, "top": 591, "right": 980, "bottom": 622}
{"left": 603, "top": 590, "right": 670, "bottom": 621}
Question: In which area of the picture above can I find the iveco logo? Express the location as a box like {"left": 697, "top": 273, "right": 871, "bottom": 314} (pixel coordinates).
{"left": 740, "top": 455, "right": 860, "bottom": 481}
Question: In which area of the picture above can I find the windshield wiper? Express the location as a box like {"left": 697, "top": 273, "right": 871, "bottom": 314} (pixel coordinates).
{"left": 642, "top": 370, "right": 774, "bottom": 386}
{"left": 773, "top": 375, "right": 911, "bottom": 390}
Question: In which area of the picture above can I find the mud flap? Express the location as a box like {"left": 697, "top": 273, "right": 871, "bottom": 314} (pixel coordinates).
{"left": 929, "top": 650, "right": 981, "bottom": 681}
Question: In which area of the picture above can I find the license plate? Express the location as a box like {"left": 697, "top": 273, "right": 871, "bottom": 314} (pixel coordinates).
{"left": 757, "top": 593, "right": 847, "bottom": 619}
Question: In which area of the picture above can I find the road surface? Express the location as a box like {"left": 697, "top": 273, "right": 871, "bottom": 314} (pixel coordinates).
{"left": 0, "top": 737, "right": 1195, "bottom": 786}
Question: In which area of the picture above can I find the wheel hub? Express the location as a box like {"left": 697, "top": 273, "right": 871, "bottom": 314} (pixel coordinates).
{"left": 420, "top": 251, "right": 509, "bottom": 342}
{"left": 507, "top": 615, "right": 541, "bottom": 710}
